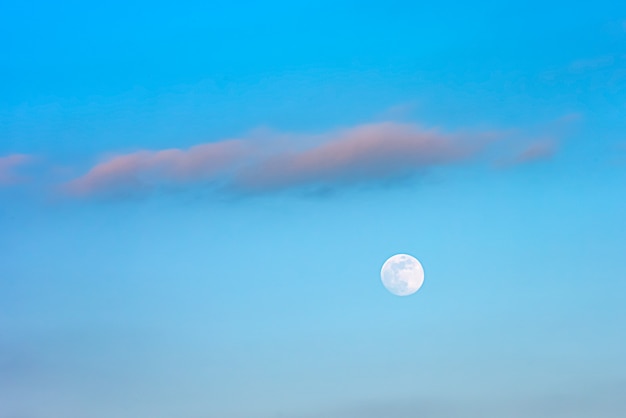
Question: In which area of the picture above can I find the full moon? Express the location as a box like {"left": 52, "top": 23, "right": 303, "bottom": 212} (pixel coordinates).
{"left": 380, "top": 254, "right": 424, "bottom": 296}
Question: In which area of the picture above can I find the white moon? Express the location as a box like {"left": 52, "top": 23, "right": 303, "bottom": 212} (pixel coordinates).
{"left": 380, "top": 254, "right": 424, "bottom": 296}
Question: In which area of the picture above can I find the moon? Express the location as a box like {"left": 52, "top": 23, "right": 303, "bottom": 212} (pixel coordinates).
{"left": 380, "top": 254, "right": 424, "bottom": 296}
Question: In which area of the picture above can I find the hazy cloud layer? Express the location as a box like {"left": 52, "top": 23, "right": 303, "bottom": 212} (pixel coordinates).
{"left": 0, "top": 154, "right": 32, "bottom": 186}
{"left": 302, "top": 382, "right": 626, "bottom": 418}
{"left": 63, "top": 122, "right": 506, "bottom": 198}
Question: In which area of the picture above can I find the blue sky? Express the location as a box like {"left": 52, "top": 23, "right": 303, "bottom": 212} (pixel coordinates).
{"left": 1, "top": 1, "right": 626, "bottom": 417}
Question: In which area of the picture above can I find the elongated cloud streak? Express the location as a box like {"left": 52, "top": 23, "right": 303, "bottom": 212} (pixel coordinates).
{"left": 0, "top": 154, "right": 32, "bottom": 186}
{"left": 63, "top": 121, "right": 533, "bottom": 198}
{"left": 65, "top": 140, "right": 250, "bottom": 196}
{"left": 507, "top": 140, "right": 558, "bottom": 166}
{"left": 236, "top": 122, "right": 485, "bottom": 191}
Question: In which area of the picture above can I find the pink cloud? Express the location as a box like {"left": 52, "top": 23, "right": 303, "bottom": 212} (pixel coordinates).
{"left": 64, "top": 140, "right": 251, "bottom": 196}
{"left": 0, "top": 154, "right": 33, "bottom": 186}
{"left": 235, "top": 122, "right": 488, "bottom": 191}
{"left": 506, "top": 140, "right": 558, "bottom": 166}
{"left": 64, "top": 121, "right": 550, "bottom": 198}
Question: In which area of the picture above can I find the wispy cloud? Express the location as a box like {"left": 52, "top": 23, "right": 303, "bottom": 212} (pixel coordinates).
{"left": 62, "top": 122, "right": 503, "bottom": 198}
{"left": 499, "top": 140, "right": 558, "bottom": 167}
{"left": 0, "top": 154, "right": 33, "bottom": 186}
{"left": 64, "top": 140, "right": 251, "bottom": 197}
{"left": 235, "top": 122, "right": 490, "bottom": 192}
{"left": 569, "top": 55, "right": 615, "bottom": 73}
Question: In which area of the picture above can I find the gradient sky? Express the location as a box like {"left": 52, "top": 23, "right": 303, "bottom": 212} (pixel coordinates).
{"left": 1, "top": 1, "right": 626, "bottom": 417}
